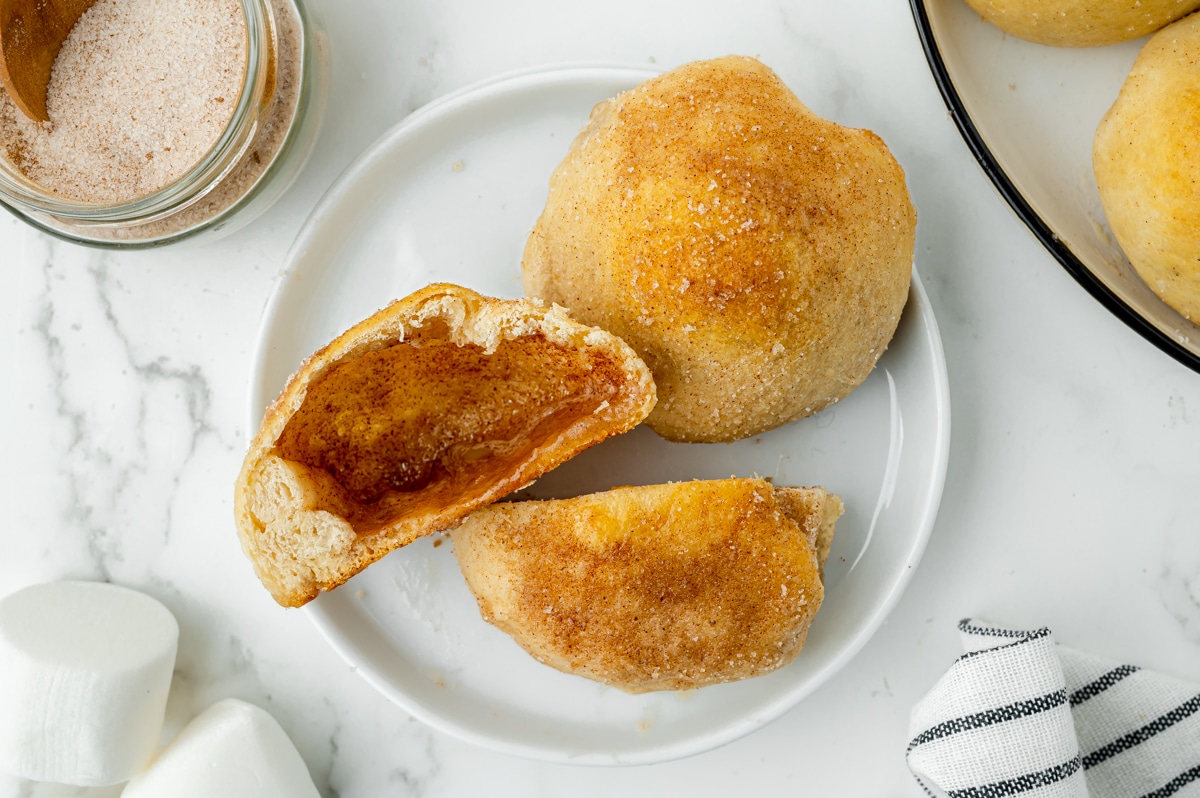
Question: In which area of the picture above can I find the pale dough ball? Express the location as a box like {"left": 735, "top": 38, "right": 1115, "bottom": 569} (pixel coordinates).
{"left": 963, "top": 0, "right": 1200, "bottom": 47}
{"left": 1094, "top": 12, "right": 1200, "bottom": 320}
{"left": 522, "top": 56, "right": 915, "bottom": 443}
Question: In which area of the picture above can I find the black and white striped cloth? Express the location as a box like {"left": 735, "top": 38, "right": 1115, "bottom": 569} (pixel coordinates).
{"left": 907, "top": 619, "right": 1200, "bottom": 798}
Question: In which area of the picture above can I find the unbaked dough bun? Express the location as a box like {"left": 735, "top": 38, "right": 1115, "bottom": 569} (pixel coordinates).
{"left": 522, "top": 56, "right": 915, "bottom": 443}
{"left": 962, "top": 0, "right": 1200, "bottom": 47}
{"left": 1094, "top": 12, "right": 1200, "bottom": 321}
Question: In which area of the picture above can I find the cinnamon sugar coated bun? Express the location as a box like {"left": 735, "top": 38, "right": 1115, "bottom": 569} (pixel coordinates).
{"left": 522, "top": 56, "right": 915, "bottom": 443}
{"left": 234, "top": 283, "right": 656, "bottom": 607}
{"left": 451, "top": 478, "right": 843, "bottom": 693}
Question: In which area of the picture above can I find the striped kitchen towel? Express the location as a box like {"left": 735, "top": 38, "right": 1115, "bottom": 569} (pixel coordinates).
{"left": 907, "top": 619, "right": 1200, "bottom": 798}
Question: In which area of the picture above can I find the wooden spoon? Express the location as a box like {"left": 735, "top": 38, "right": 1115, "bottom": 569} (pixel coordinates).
{"left": 0, "top": 0, "right": 96, "bottom": 122}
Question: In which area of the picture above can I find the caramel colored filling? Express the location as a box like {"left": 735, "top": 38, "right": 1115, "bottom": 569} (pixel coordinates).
{"left": 274, "top": 335, "right": 622, "bottom": 533}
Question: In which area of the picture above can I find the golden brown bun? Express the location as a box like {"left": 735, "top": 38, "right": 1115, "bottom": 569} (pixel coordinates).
{"left": 1094, "top": 13, "right": 1200, "bottom": 321}
{"left": 963, "top": 0, "right": 1200, "bottom": 47}
{"left": 522, "top": 55, "right": 914, "bottom": 443}
{"left": 451, "top": 478, "right": 843, "bottom": 693}
{"left": 234, "top": 283, "right": 656, "bottom": 607}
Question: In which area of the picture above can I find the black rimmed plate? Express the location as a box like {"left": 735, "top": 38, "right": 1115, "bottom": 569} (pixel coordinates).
{"left": 910, "top": 0, "right": 1200, "bottom": 371}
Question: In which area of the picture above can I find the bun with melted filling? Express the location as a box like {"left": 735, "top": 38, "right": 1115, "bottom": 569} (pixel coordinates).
{"left": 234, "top": 283, "right": 656, "bottom": 607}
{"left": 451, "top": 478, "right": 843, "bottom": 693}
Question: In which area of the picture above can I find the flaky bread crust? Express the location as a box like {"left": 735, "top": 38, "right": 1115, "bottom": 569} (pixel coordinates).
{"left": 235, "top": 283, "right": 656, "bottom": 607}
{"left": 523, "top": 56, "right": 914, "bottom": 442}
{"left": 451, "top": 478, "right": 843, "bottom": 693}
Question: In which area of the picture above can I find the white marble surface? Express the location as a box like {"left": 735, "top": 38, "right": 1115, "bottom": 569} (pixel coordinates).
{"left": 1, "top": 0, "right": 1198, "bottom": 795}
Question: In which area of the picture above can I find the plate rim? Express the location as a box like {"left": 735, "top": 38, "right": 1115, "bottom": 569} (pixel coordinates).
{"left": 248, "top": 63, "right": 663, "bottom": 413}
{"left": 247, "top": 61, "right": 952, "bottom": 765}
{"left": 907, "top": 0, "right": 1200, "bottom": 374}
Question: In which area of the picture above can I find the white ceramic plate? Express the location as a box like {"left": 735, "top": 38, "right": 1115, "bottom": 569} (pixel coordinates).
{"left": 249, "top": 64, "right": 951, "bottom": 765}
{"left": 910, "top": 0, "right": 1200, "bottom": 371}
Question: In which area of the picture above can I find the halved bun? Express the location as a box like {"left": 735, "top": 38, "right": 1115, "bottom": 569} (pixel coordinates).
{"left": 235, "top": 283, "right": 656, "bottom": 607}
{"left": 451, "top": 478, "right": 843, "bottom": 693}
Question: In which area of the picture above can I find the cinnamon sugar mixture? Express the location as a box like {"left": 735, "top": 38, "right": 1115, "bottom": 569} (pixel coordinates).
{"left": 0, "top": 0, "right": 247, "bottom": 203}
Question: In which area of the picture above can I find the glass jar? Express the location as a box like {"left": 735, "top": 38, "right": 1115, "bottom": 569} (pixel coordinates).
{"left": 0, "top": 0, "right": 329, "bottom": 248}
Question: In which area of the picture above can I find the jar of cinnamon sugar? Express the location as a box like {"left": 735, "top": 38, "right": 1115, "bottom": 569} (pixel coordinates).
{"left": 0, "top": 0, "right": 328, "bottom": 247}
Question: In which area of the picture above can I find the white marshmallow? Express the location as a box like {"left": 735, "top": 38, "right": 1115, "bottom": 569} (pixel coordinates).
{"left": 121, "top": 699, "right": 319, "bottom": 798}
{"left": 0, "top": 580, "right": 178, "bottom": 786}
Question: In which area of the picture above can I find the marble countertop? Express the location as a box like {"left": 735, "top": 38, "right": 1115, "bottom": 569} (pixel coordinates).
{"left": 2, "top": 0, "right": 1198, "bottom": 794}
